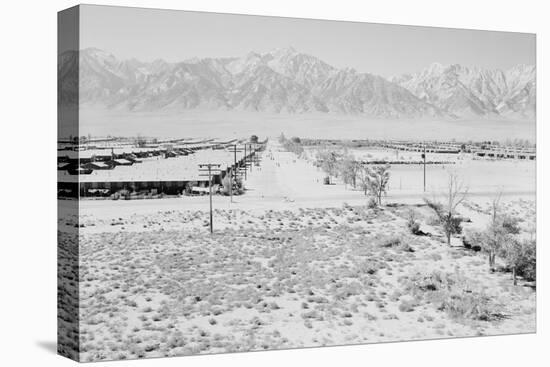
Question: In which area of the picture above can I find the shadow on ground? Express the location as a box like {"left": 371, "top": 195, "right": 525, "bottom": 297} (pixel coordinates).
{"left": 36, "top": 340, "right": 57, "bottom": 354}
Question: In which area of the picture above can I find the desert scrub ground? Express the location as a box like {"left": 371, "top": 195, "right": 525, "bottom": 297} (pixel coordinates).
{"left": 71, "top": 203, "right": 535, "bottom": 361}
{"left": 58, "top": 231, "right": 80, "bottom": 360}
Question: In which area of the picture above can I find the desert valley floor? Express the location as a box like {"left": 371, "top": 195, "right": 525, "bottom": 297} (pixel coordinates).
{"left": 58, "top": 141, "right": 536, "bottom": 361}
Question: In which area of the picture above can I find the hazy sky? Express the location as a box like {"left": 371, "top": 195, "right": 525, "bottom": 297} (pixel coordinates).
{"left": 79, "top": 4, "right": 535, "bottom": 77}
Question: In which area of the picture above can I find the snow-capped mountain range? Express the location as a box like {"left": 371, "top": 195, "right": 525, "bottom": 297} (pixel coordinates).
{"left": 59, "top": 47, "right": 535, "bottom": 119}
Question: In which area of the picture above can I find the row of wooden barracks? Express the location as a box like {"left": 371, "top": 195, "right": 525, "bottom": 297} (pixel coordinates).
{"left": 58, "top": 139, "right": 265, "bottom": 198}
{"left": 379, "top": 141, "right": 536, "bottom": 159}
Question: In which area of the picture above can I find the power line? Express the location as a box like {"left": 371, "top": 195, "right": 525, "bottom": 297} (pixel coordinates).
{"left": 423, "top": 143, "right": 427, "bottom": 192}
{"left": 198, "top": 163, "right": 221, "bottom": 234}
{"left": 227, "top": 144, "right": 244, "bottom": 203}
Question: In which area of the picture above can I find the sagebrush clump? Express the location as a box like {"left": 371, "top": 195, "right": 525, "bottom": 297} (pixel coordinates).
{"left": 406, "top": 210, "right": 422, "bottom": 235}
{"left": 401, "top": 270, "right": 502, "bottom": 322}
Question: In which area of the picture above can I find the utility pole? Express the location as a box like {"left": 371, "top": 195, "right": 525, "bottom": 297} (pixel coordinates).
{"left": 249, "top": 143, "right": 257, "bottom": 172}
{"left": 198, "top": 163, "right": 221, "bottom": 234}
{"left": 228, "top": 167, "right": 233, "bottom": 204}
{"left": 244, "top": 144, "right": 248, "bottom": 180}
{"left": 252, "top": 143, "right": 257, "bottom": 168}
{"left": 228, "top": 144, "right": 244, "bottom": 202}
{"left": 250, "top": 144, "right": 253, "bottom": 172}
{"left": 423, "top": 142, "right": 426, "bottom": 192}
{"left": 233, "top": 145, "right": 237, "bottom": 184}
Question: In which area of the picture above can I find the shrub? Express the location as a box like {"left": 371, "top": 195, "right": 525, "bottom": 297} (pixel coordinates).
{"left": 377, "top": 235, "right": 401, "bottom": 248}
{"left": 184, "top": 181, "right": 198, "bottom": 196}
{"left": 501, "top": 215, "right": 521, "bottom": 235}
{"left": 478, "top": 195, "right": 522, "bottom": 274}
{"left": 402, "top": 270, "right": 502, "bottom": 321}
{"left": 282, "top": 138, "right": 304, "bottom": 156}
{"left": 404, "top": 270, "right": 454, "bottom": 295}
{"left": 424, "top": 173, "right": 468, "bottom": 245}
{"left": 501, "top": 238, "right": 536, "bottom": 283}
{"left": 357, "top": 259, "right": 382, "bottom": 275}
{"left": 439, "top": 290, "right": 498, "bottom": 321}
{"left": 462, "top": 229, "right": 483, "bottom": 251}
{"left": 516, "top": 239, "right": 536, "bottom": 281}
{"left": 398, "top": 299, "right": 416, "bottom": 312}
{"left": 429, "top": 253, "right": 443, "bottom": 261}
{"left": 367, "top": 197, "right": 378, "bottom": 209}
{"left": 407, "top": 210, "right": 421, "bottom": 235}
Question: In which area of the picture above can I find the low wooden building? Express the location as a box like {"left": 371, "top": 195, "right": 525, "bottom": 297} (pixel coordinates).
{"left": 81, "top": 161, "right": 114, "bottom": 170}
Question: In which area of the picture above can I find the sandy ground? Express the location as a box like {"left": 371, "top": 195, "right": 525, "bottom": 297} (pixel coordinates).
{"left": 58, "top": 140, "right": 536, "bottom": 362}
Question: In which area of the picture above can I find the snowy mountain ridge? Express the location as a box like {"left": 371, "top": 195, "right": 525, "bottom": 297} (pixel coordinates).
{"left": 59, "top": 47, "right": 535, "bottom": 119}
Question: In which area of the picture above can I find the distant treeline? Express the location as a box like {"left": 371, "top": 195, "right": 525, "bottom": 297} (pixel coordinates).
{"left": 300, "top": 139, "right": 377, "bottom": 148}
{"left": 278, "top": 133, "right": 305, "bottom": 155}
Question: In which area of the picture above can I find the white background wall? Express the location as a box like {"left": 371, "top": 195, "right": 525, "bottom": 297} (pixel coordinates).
{"left": 0, "top": 1, "right": 547, "bottom": 366}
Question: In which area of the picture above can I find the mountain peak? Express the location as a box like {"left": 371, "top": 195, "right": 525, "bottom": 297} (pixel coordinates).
{"left": 426, "top": 62, "right": 445, "bottom": 74}
{"left": 268, "top": 46, "right": 297, "bottom": 57}
{"left": 394, "top": 61, "right": 535, "bottom": 118}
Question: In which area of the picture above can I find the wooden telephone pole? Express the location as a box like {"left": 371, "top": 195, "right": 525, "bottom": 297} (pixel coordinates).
{"left": 249, "top": 143, "right": 254, "bottom": 172}
{"left": 198, "top": 163, "right": 221, "bottom": 234}
{"left": 243, "top": 144, "right": 248, "bottom": 180}
{"left": 423, "top": 143, "right": 427, "bottom": 192}
{"left": 246, "top": 143, "right": 256, "bottom": 175}
{"left": 228, "top": 144, "right": 244, "bottom": 203}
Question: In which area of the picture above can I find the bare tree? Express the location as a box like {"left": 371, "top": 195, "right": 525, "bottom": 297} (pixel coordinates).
{"left": 366, "top": 165, "right": 391, "bottom": 206}
{"left": 282, "top": 139, "right": 304, "bottom": 156}
{"left": 339, "top": 155, "right": 360, "bottom": 189}
{"left": 425, "top": 172, "right": 468, "bottom": 246}
{"left": 315, "top": 149, "right": 340, "bottom": 184}
{"left": 465, "top": 192, "right": 525, "bottom": 280}
{"left": 135, "top": 134, "right": 147, "bottom": 147}
{"left": 357, "top": 165, "right": 370, "bottom": 196}
{"left": 485, "top": 194, "right": 505, "bottom": 271}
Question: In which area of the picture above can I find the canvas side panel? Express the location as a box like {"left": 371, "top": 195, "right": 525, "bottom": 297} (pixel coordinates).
{"left": 57, "top": 5, "right": 80, "bottom": 362}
